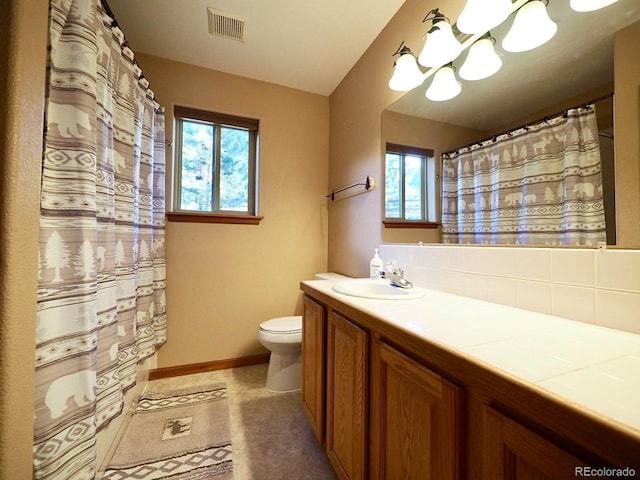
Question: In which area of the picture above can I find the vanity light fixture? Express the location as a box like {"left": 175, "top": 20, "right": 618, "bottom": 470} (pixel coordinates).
{"left": 459, "top": 33, "right": 502, "bottom": 81}
{"left": 388, "top": 0, "right": 566, "bottom": 101}
{"left": 426, "top": 64, "right": 462, "bottom": 102}
{"left": 388, "top": 43, "right": 425, "bottom": 92}
{"left": 457, "top": 0, "right": 513, "bottom": 34}
{"left": 418, "top": 9, "right": 463, "bottom": 68}
{"left": 502, "top": 0, "right": 557, "bottom": 53}
{"left": 570, "top": 0, "right": 619, "bottom": 12}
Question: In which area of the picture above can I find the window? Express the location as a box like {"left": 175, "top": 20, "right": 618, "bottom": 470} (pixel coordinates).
{"left": 172, "top": 106, "right": 259, "bottom": 220}
{"left": 384, "top": 143, "right": 438, "bottom": 226}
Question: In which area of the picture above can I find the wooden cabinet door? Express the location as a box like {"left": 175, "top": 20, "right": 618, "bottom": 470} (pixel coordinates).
{"left": 369, "top": 341, "right": 463, "bottom": 480}
{"left": 301, "top": 295, "right": 325, "bottom": 444}
{"left": 326, "top": 311, "right": 368, "bottom": 480}
{"left": 483, "top": 405, "right": 603, "bottom": 480}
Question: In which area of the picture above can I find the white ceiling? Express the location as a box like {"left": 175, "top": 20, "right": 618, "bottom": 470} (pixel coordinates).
{"left": 106, "top": 0, "right": 406, "bottom": 96}
{"left": 106, "top": 0, "right": 640, "bottom": 128}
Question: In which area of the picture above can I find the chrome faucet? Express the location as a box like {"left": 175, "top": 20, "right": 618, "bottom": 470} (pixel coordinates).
{"left": 384, "top": 261, "right": 413, "bottom": 289}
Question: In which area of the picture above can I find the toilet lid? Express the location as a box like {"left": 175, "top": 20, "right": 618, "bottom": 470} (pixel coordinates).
{"left": 260, "top": 316, "right": 302, "bottom": 334}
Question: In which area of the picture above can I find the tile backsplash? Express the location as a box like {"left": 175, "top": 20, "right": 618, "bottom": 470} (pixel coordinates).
{"left": 379, "top": 244, "right": 640, "bottom": 335}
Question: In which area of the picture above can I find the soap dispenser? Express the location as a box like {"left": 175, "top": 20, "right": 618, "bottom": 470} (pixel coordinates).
{"left": 370, "top": 248, "right": 383, "bottom": 279}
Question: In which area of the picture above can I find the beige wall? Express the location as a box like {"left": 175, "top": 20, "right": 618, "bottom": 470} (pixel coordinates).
{"left": 1, "top": 10, "right": 328, "bottom": 473}
{"left": 614, "top": 20, "right": 640, "bottom": 247}
{"left": 329, "top": 0, "right": 640, "bottom": 277}
{"left": 0, "top": 0, "right": 46, "bottom": 476}
{"left": 328, "top": 0, "right": 467, "bottom": 277}
{"left": 134, "top": 54, "right": 330, "bottom": 368}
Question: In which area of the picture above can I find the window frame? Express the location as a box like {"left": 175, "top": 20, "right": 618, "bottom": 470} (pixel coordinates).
{"left": 168, "top": 106, "right": 262, "bottom": 225}
{"left": 383, "top": 143, "right": 440, "bottom": 229}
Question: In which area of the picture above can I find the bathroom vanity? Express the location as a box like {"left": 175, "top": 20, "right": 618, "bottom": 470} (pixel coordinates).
{"left": 300, "top": 279, "right": 640, "bottom": 480}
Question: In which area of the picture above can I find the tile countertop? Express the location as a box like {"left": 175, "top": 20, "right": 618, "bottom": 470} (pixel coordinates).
{"left": 301, "top": 278, "right": 640, "bottom": 438}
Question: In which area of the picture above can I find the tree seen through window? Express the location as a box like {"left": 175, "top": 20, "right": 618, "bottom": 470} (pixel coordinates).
{"left": 174, "top": 107, "right": 258, "bottom": 214}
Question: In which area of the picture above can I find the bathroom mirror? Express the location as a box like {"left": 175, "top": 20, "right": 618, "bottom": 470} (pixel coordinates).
{"left": 382, "top": 0, "right": 640, "bottom": 247}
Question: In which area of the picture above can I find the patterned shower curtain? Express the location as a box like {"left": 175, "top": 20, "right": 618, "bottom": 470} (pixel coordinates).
{"left": 441, "top": 105, "right": 606, "bottom": 245}
{"left": 33, "top": 1, "right": 167, "bottom": 478}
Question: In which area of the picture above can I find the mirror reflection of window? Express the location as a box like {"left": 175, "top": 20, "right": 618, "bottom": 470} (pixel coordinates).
{"left": 384, "top": 143, "right": 436, "bottom": 222}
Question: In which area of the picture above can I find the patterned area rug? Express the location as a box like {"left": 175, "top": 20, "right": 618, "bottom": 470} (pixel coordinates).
{"left": 103, "top": 384, "right": 233, "bottom": 479}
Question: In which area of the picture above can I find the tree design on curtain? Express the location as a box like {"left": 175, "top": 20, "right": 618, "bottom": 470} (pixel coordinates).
{"left": 441, "top": 105, "right": 606, "bottom": 245}
{"left": 33, "top": 1, "right": 167, "bottom": 478}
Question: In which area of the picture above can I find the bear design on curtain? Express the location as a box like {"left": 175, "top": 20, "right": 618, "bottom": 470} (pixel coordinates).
{"left": 33, "top": 0, "right": 167, "bottom": 478}
{"left": 441, "top": 105, "right": 607, "bottom": 245}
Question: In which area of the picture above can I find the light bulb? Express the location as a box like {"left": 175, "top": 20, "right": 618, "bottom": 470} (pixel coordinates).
{"left": 570, "top": 0, "right": 619, "bottom": 11}
{"left": 457, "top": 0, "right": 513, "bottom": 34}
{"left": 502, "top": 0, "right": 557, "bottom": 53}
{"left": 418, "top": 20, "right": 463, "bottom": 68}
{"left": 426, "top": 65, "right": 462, "bottom": 102}
{"left": 459, "top": 37, "right": 502, "bottom": 81}
{"left": 388, "top": 51, "right": 424, "bottom": 91}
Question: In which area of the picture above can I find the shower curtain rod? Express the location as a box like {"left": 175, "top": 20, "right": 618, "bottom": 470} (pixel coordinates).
{"left": 101, "top": 0, "right": 114, "bottom": 17}
{"left": 445, "top": 92, "right": 614, "bottom": 156}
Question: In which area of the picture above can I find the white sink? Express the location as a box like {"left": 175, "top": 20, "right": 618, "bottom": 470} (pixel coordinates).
{"left": 332, "top": 278, "right": 426, "bottom": 300}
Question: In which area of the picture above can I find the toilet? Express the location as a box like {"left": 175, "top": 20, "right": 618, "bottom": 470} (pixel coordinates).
{"left": 258, "top": 315, "right": 302, "bottom": 391}
{"left": 257, "top": 275, "right": 348, "bottom": 391}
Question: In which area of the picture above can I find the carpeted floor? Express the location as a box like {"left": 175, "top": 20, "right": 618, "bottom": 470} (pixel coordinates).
{"left": 105, "top": 364, "right": 336, "bottom": 480}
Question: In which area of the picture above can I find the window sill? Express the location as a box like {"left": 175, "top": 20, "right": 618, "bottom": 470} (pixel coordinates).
{"left": 383, "top": 220, "right": 440, "bottom": 229}
{"left": 166, "top": 212, "right": 263, "bottom": 225}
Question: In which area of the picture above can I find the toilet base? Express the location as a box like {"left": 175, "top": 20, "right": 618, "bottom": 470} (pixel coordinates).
{"left": 265, "top": 351, "right": 302, "bottom": 392}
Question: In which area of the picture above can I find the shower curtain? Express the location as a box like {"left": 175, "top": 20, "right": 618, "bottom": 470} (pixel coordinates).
{"left": 33, "top": 1, "right": 166, "bottom": 478}
{"left": 441, "top": 105, "right": 606, "bottom": 245}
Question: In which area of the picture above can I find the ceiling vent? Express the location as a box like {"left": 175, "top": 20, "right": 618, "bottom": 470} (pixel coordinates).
{"left": 207, "top": 8, "right": 246, "bottom": 42}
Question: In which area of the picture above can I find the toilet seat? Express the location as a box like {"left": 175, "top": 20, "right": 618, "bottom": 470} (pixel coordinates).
{"left": 259, "top": 316, "right": 302, "bottom": 334}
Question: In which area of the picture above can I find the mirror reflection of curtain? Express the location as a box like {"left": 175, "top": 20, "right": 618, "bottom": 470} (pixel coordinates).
{"left": 33, "top": 1, "right": 167, "bottom": 478}
{"left": 441, "top": 105, "right": 606, "bottom": 245}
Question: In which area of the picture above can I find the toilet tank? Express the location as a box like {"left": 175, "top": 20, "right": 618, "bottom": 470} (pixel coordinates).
{"left": 314, "top": 272, "right": 350, "bottom": 280}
